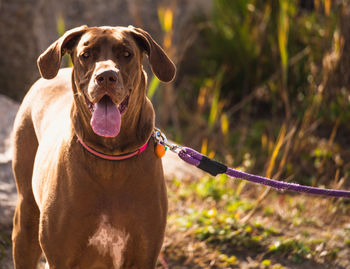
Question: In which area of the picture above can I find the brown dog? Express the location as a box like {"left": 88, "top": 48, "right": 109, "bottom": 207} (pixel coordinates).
{"left": 11, "top": 25, "right": 175, "bottom": 269}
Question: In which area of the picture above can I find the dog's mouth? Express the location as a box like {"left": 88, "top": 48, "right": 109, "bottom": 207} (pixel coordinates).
{"left": 85, "top": 94, "right": 129, "bottom": 138}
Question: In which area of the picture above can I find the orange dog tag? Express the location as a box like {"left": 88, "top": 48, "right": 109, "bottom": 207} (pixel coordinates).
{"left": 155, "top": 143, "right": 166, "bottom": 158}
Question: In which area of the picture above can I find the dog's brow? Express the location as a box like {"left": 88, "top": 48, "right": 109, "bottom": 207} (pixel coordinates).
{"left": 79, "top": 32, "right": 94, "bottom": 45}
{"left": 122, "top": 40, "right": 132, "bottom": 48}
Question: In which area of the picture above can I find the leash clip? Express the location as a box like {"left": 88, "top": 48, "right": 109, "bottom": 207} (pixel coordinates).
{"left": 153, "top": 128, "right": 184, "bottom": 154}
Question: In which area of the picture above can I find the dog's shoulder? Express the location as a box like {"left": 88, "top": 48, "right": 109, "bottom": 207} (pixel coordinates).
{"left": 15, "top": 68, "right": 73, "bottom": 136}
{"left": 33, "top": 67, "right": 72, "bottom": 97}
{"left": 19, "top": 67, "right": 73, "bottom": 110}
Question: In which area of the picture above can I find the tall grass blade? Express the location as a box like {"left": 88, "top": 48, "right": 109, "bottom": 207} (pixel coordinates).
{"left": 220, "top": 113, "right": 229, "bottom": 136}
{"left": 266, "top": 124, "right": 286, "bottom": 178}
{"left": 278, "top": 0, "right": 291, "bottom": 80}
{"left": 164, "top": 8, "right": 173, "bottom": 33}
{"left": 158, "top": 7, "right": 173, "bottom": 33}
{"left": 324, "top": 0, "right": 331, "bottom": 16}
{"left": 208, "top": 70, "right": 225, "bottom": 129}
{"left": 208, "top": 85, "right": 220, "bottom": 129}
{"left": 201, "top": 138, "right": 208, "bottom": 155}
{"left": 56, "top": 13, "right": 65, "bottom": 37}
{"left": 147, "top": 75, "right": 160, "bottom": 100}
{"left": 56, "top": 13, "right": 72, "bottom": 67}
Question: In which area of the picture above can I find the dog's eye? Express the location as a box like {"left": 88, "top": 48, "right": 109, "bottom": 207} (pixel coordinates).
{"left": 81, "top": 51, "right": 90, "bottom": 59}
{"left": 123, "top": 51, "right": 131, "bottom": 58}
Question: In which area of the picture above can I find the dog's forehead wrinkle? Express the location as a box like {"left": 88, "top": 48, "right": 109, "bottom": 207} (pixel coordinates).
{"left": 80, "top": 32, "right": 94, "bottom": 44}
{"left": 121, "top": 39, "right": 132, "bottom": 48}
{"left": 78, "top": 28, "right": 134, "bottom": 54}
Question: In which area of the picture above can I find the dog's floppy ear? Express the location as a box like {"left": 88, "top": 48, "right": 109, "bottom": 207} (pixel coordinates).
{"left": 37, "top": 25, "right": 88, "bottom": 79}
{"left": 128, "top": 26, "right": 176, "bottom": 83}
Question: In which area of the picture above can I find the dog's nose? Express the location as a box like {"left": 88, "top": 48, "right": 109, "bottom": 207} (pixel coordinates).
{"left": 95, "top": 70, "right": 118, "bottom": 87}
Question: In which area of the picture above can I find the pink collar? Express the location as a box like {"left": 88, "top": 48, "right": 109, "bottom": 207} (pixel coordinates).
{"left": 77, "top": 135, "right": 148, "bottom": 161}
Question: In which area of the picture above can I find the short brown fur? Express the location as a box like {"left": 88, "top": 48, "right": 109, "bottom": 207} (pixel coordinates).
{"left": 12, "top": 25, "right": 175, "bottom": 269}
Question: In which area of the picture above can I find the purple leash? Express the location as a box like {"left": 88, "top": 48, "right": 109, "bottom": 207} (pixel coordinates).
{"left": 153, "top": 128, "right": 350, "bottom": 199}
{"left": 178, "top": 147, "right": 350, "bottom": 198}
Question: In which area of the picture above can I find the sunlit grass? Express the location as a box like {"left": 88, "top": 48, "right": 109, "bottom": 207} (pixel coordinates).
{"left": 163, "top": 170, "right": 350, "bottom": 268}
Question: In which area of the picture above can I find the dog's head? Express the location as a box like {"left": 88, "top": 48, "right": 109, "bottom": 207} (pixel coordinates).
{"left": 37, "top": 25, "right": 175, "bottom": 138}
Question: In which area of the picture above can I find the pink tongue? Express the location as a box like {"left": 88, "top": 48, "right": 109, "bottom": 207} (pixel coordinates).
{"left": 90, "top": 95, "right": 121, "bottom": 137}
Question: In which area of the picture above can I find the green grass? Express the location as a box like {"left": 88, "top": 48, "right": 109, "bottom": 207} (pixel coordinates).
{"left": 162, "top": 172, "right": 350, "bottom": 268}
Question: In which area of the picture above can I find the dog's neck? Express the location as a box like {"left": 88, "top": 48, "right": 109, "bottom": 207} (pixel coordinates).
{"left": 70, "top": 69, "right": 155, "bottom": 155}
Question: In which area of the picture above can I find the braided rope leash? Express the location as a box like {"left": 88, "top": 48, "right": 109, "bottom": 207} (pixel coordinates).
{"left": 154, "top": 128, "right": 350, "bottom": 199}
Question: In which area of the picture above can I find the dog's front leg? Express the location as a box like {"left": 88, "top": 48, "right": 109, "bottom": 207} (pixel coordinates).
{"left": 12, "top": 198, "right": 42, "bottom": 269}
{"left": 12, "top": 116, "right": 42, "bottom": 269}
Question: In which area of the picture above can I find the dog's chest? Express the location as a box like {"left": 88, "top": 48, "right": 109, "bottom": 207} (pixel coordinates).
{"left": 88, "top": 215, "right": 130, "bottom": 269}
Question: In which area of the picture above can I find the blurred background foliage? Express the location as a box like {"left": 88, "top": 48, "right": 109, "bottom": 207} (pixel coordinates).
{"left": 153, "top": 0, "right": 350, "bottom": 191}
{"left": 1, "top": 0, "right": 350, "bottom": 267}
{"left": 155, "top": 3, "right": 350, "bottom": 264}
